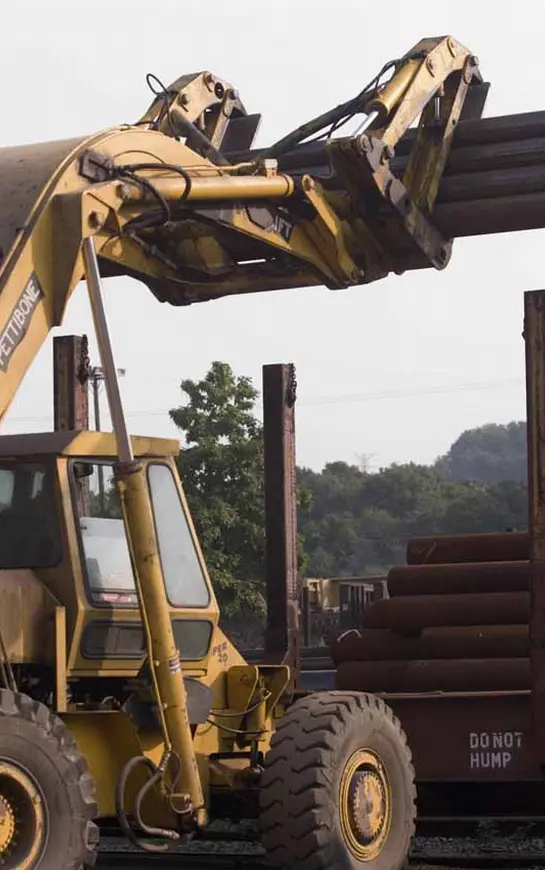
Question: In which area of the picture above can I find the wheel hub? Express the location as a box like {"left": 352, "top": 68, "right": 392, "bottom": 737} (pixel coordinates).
{"left": 349, "top": 768, "right": 386, "bottom": 842}
{"left": 340, "top": 749, "right": 392, "bottom": 861}
{"left": 0, "top": 760, "right": 47, "bottom": 869}
{"left": 0, "top": 794, "right": 15, "bottom": 853}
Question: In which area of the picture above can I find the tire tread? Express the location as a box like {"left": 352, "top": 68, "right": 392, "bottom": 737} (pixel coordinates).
{"left": 259, "top": 690, "right": 416, "bottom": 870}
{"left": 0, "top": 689, "right": 99, "bottom": 868}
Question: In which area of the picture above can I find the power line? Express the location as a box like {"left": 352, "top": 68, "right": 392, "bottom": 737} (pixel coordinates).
{"left": 296, "top": 377, "right": 523, "bottom": 407}
{"left": 1, "top": 376, "right": 525, "bottom": 427}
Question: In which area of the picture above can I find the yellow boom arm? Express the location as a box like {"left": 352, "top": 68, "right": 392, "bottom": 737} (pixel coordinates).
{"left": 0, "top": 33, "right": 484, "bottom": 832}
{"left": 0, "top": 35, "right": 483, "bottom": 424}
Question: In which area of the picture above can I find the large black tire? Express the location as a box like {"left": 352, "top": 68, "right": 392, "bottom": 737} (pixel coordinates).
{"left": 259, "top": 691, "right": 416, "bottom": 870}
{"left": 0, "top": 689, "right": 99, "bottom": 869}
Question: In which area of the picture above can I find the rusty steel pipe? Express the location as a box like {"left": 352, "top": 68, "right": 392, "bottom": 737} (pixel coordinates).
{"left": 272, "top": 136, "right": 545, "bottom": 185}
{"left": 223, "top": 110, "right": 545, "bottom": 239}
{"left": 226, "top": 111, "right": 545, "bottom": 166}
{"left": 331, "top": 625, "right": 529, "bottom": 665}
{"left": 398, "top": 110, "right": 545, "bottom": 151}
{"left": 276, "top": 131, "right": 545, "bottom": 179}
{"left": 436, "top": 164, "right": 545, "bottom": 204}
{"left": 387, "top": 561, "right": 530, "bottom": 597}
{"left": 335, "top": 657, "right": 530, "bottom": 693}
{"left": 407, "top": 532, "right": 529, "bottom": 565}
{"left": 435, "top": 136, "right": 545, "bottom": 176}
{"left": 361, "top": 592, "right": 529, "bottom": 632}
{"left": 434, "top": 190, "right": 545, "bottom": 237}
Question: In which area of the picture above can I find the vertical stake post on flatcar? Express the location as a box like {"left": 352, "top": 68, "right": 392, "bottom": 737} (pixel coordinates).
{"left": 524, "top": 288, "right": 545, "bottom": 760}
{"left": 53, "top": 335, "right": 90, "bottom": 431}
{"left": 262, "top": 363, "right": 300, "bottom": 690}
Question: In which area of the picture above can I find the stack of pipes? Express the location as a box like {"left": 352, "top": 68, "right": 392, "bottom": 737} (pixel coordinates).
{"left": 228, "top": 111, "right": 545, "bottom": 239}
{"left": 332, "top": 532, "right": 531, "bottom": 693}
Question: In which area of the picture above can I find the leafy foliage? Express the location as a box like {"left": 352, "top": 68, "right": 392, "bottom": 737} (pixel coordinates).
{"left": 170, "top": 362, "right": 266, "bottom": 625}
{"left": 435, "top": 422, "right": 527, "bottom": 485}
{"left": 169, "top": 364, "right": 529, "bottom": 633}
{"left": 298, "top": 460, "right": 528, "bottom": 578}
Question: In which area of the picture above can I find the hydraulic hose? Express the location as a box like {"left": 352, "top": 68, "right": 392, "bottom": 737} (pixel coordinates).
{"left": 116, "top": 754, "right": 180, "bottom": 853}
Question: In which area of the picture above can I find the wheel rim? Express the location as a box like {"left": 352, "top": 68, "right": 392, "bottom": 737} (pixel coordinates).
{"left": 0, "top": 760, "right": 47, "bottom": 869}
{"left": 339, "top": 748, "right": 392, "bottom": 861}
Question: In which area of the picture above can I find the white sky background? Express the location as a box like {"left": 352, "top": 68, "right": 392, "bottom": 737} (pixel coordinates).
{"left": 1, "top": 0, "right": 540, "bottom": 471}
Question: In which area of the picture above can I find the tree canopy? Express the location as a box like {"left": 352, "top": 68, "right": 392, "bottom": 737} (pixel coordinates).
{"left": 170, "top": 361, "right": 266, "bottom": 630}
{"left": 298, "top": 461, "right": 527, "bottom": 578}
{"left": 434, "top": 421, "right": 527, "bottom": 485}
{"left": 170, "top": 363, "right": 529, "bottom": 638}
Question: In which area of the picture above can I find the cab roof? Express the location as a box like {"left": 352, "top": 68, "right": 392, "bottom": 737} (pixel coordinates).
{"left": 0, "top": 430, "right": 180, "bottom": 458}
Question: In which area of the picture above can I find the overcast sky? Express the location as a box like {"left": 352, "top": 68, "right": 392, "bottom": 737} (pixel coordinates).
{"left": 1, "top": 0, "right": 541, "bottom": 471}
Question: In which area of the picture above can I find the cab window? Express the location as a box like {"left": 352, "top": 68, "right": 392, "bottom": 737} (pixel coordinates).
{"left": 72, "top": 460, "right": 210, "bottom": 610}
{"left": 0, "top": 461, "right": 60, "bottom": 568}
{"left": 72, "top": 461, "right": 137, "bottom": 606}
{"left": 147, "top": 463, "right": 210, "bottom": 608}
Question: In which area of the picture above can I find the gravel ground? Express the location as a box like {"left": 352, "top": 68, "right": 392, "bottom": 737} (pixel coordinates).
{"left": 97, "top": 835, "right": 545, "bottom": 868}
{"left": 97, "top": 836, "right": 264, "bottom": 868}
{"left": 413, "top": 837, "right": 545, "bottom": 854}
{"left": 95, "top": 809, "right": 545, "bottom": 870}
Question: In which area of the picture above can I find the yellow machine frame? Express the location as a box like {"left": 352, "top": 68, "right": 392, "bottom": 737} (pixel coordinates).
{"left": 0, "top": 34, "right": 486, "bottom": 862}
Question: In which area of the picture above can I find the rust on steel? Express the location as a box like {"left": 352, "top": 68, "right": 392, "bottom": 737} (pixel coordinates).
{"left": 524, "top": 288, "right": 545, "bottom": 763}
{"left": 325, "top": 289, "right": 545, "bottom": 787}
{"left": 361, "top": 591, "right": 530, "bottom": 632}
{"left": 407, "top": 532, "right": 529, "bottom": 565}
{"left": 387, "top": 561, "right": 530, "bottom": 597}
{"left": 336, "top": 657, "right": 530, "bottom": 694}
{"left": 262, "top": 363, "right": 299, "bottom": 687}
{"left": 53, "top": 334, "right": 90, "bottom": 431}
{"left": 228, "top": 109, "right": 545, "bottom": 167}
{"left": 226, "top": 109, "right": 545, "bottom": 240}
{"left": 385, "top": 694, "right": 535, "bottom": 782}
{"left": 265, "top": 118, "right": 545, "bottom": 240}
{"left": 331, "top": 625, "right": 529, "bottom": 665}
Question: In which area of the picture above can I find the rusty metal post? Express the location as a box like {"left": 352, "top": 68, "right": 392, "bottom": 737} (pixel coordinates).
{"left": 524, "top": 289, "right": 545, "bottom": 764}
{"left": 53, "top": 335, "right": 90, "bottom": 431}
{"left": 262, "top": 363, "right": 299, "bottom": 688}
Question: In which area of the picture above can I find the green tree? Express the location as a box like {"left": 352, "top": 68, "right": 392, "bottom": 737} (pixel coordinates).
{"left": 169, "top": 363, "right": 530, "bottom": 633}
{"left": 435, "top": 422, "right": 527, "bottom": 484}
{"left": 169, "top": 362, "right": 266, "bottom": 626}
{"left": 298, "top": 452, "right": 529, "bottom": 580}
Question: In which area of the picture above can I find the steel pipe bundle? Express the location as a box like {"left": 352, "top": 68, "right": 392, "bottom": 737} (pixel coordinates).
{"left": 406, "top": 532, "right": 530, "bottom": 565}
{"left": 333, "top": 529, "right": 533, "bottom": 694}
{"left": 387, "top": 561, "right": 530, "bottom": 597}
{"left": 336, "top": 657, "right": 530, "bottom": 693}
{"left": 331, "top": 625, "right": 529, "bottom": 664}
{"left": 228, "top": 111, "right": 545, "bottom": 238}
{"left": 360, "top": 591, "right": 530, "bottom": 631}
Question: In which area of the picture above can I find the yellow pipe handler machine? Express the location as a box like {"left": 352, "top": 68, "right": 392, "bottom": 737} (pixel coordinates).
{"left": 0, "top": 36, "right": 491, "bottom": 870}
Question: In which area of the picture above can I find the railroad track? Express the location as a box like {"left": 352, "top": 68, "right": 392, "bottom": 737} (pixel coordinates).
{"left": 411, "top": 842, "right": 545, "bottom": 868}
{"left": 411, "top": 819, "right": 545, "bottom": 868}
{"left": 96, "top": 828, "right": 545, "bottom": 869}
{"left": 97, "top": 854, "right": 262, "bottom": 869}
{"left": 97, "top": 839, "right": 264, "bottom": 869}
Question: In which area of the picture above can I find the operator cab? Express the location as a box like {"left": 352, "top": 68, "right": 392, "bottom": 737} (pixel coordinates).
{"left": 0, "top": 460, "right": 60, "bottom": 568}
{"left": 0, "top": 430, "right": 219, "bottom": 681}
